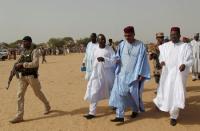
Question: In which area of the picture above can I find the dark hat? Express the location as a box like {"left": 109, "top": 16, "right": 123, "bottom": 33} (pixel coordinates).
{"left": 22, "top": 36, "right": 32, "bottom": 42}
{"left": 124, "top": 26, "right": 135, "bottom": 34}
{"left": 171, "top": 27, "right": 180, "bottom": 34}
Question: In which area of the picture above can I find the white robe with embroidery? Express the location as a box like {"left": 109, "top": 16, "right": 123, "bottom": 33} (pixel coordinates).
{"left": 154, "top": 41, "right": 193, "bottom": 112}
{"left": 84, "top": 45, "right": 115, "bottom": 103}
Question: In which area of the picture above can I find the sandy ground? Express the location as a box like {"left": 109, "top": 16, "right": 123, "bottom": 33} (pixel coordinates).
{"left": 0, "top": 53, "right": 199, "bottom": 131}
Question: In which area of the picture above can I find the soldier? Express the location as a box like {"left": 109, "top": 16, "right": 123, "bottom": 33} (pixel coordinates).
{"left": 41, "top": 47, "right": 47, "bottom": 64}
{"left": 9, "top": 36, "right": 51, "bottom": 124}
{"left": 149, "top": 33, "right": 164, "bottom": 93}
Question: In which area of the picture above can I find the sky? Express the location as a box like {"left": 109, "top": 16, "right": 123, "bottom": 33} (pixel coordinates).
{"left": 0, "top": 0, "right": 200, "bottom": 44}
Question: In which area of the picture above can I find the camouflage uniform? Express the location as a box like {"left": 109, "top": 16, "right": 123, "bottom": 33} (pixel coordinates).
{"left": 10, "top": 48, "right": 50, "bottom": 123}
{"left": 150, "top": 45, "right": 162, "bottom": 84}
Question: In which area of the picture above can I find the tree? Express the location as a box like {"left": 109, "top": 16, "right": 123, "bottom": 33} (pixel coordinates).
{"left": 76, "top": 37, "right": 90, "bottom": 47}
{"left": 8, "top": 40, "right": 22, "bottom": 48}
{"left": 38, "top": 43, "right": 48, "bottom": 48}
{"left": 62, "top": 37, "right": 75, "bottom": 47}
{"left": 47, "top": 38, "right": 65, "bottom": 48}
{"left": 8, "top": 40, "right": 37, "bottom": 49}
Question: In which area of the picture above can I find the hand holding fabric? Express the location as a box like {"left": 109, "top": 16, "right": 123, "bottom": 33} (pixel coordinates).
{"left": 138, "top": 75, "right": 145, "bottom": 81}
{"left": 160, "top": 61, "right": 166, "bottom": 68}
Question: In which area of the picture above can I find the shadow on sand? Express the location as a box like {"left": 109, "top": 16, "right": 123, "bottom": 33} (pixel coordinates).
{"left": 22, "top": 87, "right": 200, "bottom": 126}
{"left": 117, "top": 93, "right": 200, "bottom": 126}
{"left": 23, "top": 106, "right": 114, "bottom": 123}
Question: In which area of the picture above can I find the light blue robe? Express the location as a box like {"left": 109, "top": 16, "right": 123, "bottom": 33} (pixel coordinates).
{"left": 109, "top": 40, "right": 150, "bottom": 112}
{"left": 83, "top": 42, "right": 98, "bottom": 80}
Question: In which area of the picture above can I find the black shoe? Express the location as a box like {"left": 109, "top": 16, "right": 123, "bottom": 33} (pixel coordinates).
{"left": 130, "top": 112, "right": 138, "bottom": 118}
{"left": 110, "top": 117, "right": 124, "bottom": 122}
{"left": 111, "top": 107, "right": 117, "bottom": 111}
{"left": 192, "top": 78, "right": 197, "bottom": 81}
{"left": 83, "top": 114, "right": 95, "bottom": 119}
{"left": 170, "top": 119, "right": 177, "bottom": 126}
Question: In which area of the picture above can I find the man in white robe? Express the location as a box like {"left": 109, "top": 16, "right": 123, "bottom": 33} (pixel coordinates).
{"left": 153, "top": 27, "right": 194, "bottom": 126}
{"left": 84, "top": 34, "right": 115, "bottom": 119}
{"left": 82, "top": 33, "right": 98, "bottom": 80}
{"left": 190, "top": 33, "right": 200, "bottom": 81}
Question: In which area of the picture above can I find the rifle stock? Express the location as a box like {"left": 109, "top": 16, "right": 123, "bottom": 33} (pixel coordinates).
{"left": 6, "top": 56, "right": 22, "bottom": 90}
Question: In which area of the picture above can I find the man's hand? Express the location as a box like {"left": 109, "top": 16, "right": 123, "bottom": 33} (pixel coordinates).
{"left": 97, "top": 57, "right": 105, "bottom": 62}
{"left": 160, "top": 61, "right": 166, "bottom": 68}
{"left": 15, "top": 63, "right": 23, "bottom": 70}
{"left": 149, "top": 53, "right": 153, "bottom": 60}
{"left": 138, "top": 75, "right": 145, "bottom": 81}
{"left": 179, "top": 64, "right": 186, "bottom": 72}
{"left": 115, "top": 59, "right": 121, "bottom": 64}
